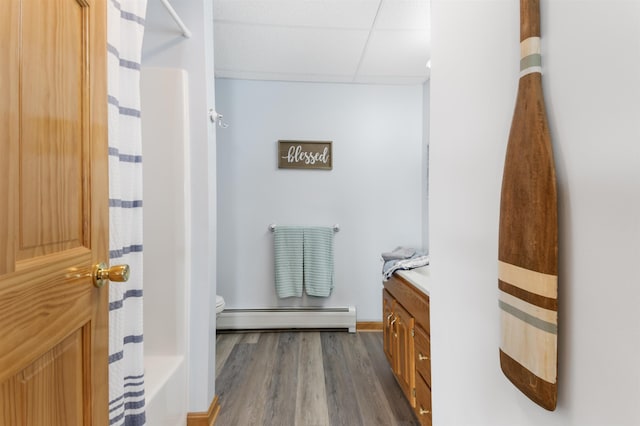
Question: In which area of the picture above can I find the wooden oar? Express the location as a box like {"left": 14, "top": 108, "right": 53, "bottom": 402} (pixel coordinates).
{"left": 498, "top": 0, "right": 558, "bottom": 411}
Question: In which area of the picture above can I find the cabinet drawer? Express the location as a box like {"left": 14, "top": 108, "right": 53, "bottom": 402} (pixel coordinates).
{"left": 414, "top": 374, "right": 432, "bottom": 426}
{"left": 414, "top": 325, "right": 431, "bottom": 386}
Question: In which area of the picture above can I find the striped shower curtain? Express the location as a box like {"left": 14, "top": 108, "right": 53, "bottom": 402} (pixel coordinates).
{"left": 107, "top": 1, "right": 148, "bottom": 425}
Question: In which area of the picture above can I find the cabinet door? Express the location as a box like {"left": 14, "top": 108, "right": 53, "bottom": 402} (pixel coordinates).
{"left": 395, "top": 302, "right": 415, "bottom": 406}
{"left": 414, "top": 325, "right": 431, "bottom": 387}
{"left": 383, "top": 289, "right": 395, "bottom": 366}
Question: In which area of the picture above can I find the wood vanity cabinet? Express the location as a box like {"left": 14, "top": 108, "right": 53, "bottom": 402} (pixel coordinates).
{"left": 383, "top": 274, "right": 432, "bottom": 426}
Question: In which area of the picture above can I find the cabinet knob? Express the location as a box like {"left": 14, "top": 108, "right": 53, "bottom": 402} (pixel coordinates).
{"left": 419, "top": 406, "right": 430, "bottom": 416}
{"left": 418, "top": 352, "right": 430, "bottom": 361}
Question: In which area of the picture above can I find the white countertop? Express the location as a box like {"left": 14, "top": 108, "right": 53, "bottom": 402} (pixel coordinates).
{"left": 395, "top": 265, "right": 430, "bottom": 296}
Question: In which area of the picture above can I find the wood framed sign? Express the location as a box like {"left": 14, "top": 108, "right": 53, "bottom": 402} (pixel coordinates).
{"left": 278, "top": 140, "right": 332, "bottom": 170}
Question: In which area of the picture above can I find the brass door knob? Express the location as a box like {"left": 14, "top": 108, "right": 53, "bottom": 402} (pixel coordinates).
{"left": 93, "top": 263, "right": 130, "bottom": 288}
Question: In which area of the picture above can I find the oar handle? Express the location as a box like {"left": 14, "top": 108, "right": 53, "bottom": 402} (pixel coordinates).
{"left": 520, "top": 0, "right": 541, "bottom": 41}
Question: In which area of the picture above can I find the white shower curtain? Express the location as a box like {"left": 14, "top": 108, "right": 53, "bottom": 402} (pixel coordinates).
{"left": 107, "top": 1, "right": 148, "bottom": 425}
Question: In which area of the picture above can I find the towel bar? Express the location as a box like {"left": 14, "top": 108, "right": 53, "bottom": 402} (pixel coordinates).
{"left": 269, "top": 224, "right": 340, "bottom": 232}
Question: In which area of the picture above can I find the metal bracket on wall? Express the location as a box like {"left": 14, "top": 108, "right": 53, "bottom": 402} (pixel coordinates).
{"left": 209, "top": 109, "right": 229, "bottom": 128}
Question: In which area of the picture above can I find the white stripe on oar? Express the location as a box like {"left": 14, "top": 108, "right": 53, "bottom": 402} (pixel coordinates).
{"left": 520, "top": 36, "right": 541, "bottom": 57}
{"left": 499, "top": 290, "right": 557, "bottom": 326}
{"left": 500, "top": 310, "right": 557, "bottom": 383}
{"left": 520, "top": 36, "right": 542, "bottom": 77}
{"left": 498, "top": 261, "right": 557, "bottom": 298}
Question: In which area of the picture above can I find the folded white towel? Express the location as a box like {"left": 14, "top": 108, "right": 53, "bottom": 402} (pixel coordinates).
{"left": 382, "top": 253, "right": 430, "bottom": 281}
{"left": 381, "top": 246, "right": 416, "bottom": 262}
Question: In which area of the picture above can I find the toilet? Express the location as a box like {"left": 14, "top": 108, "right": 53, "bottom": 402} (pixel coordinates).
{"left": 215, "top": 295, "right": 226, "bottom": 316}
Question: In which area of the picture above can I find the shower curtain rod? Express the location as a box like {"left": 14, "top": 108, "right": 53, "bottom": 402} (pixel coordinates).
{"left": 160, "top": 0, "right": 192, "bottom": 38}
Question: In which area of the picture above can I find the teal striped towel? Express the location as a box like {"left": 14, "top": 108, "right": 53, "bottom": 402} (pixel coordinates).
{"left": 274, "top": 226, "right": 304, "bottom": 298}
{"left": 303, "top": 227, "right": 334, "bottom": 297}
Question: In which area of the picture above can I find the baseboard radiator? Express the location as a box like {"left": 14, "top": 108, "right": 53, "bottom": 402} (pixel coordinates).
{"left": 216, "top": 306, "right": 356, "bottom": 333}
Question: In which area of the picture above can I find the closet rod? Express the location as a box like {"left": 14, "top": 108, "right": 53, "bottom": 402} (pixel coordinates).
{"left": 160, "top": 0, "right": 192, "bottom": 38}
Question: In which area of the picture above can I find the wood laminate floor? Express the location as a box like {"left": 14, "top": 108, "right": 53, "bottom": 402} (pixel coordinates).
{"left": 215, "top": 331, "right": 420, "bottom": 426}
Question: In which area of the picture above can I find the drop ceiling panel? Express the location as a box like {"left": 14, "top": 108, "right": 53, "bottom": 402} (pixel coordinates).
{"left": 357, "top": 29, "right": 430, "bottom": 80}
{"left": 212, "top": 0, "right": 432, "bottom": 85}
{"left": 375, "top": 0, "right": 430, "bottom": 30}
{"left": 213, "top": 0, "right": 381, "bottom": 29}
{"left": 214, "top": 23, "right": 370, "bottom": 79}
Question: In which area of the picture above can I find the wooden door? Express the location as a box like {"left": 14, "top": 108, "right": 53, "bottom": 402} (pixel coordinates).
{"left": 0, "top": 0, "right": 108, "bottom": 425}
{"left": 395, "top": 303, "right": 415, "bottom": 407}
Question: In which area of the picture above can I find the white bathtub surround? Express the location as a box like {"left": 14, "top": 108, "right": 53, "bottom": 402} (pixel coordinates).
{"left": 107, "top": 1, "right": 148, "bottom": 424}
{"left": 141, "top": 68, "right": 191, "bottom": 426}
{"left": 144, "top": 356, "right": 187, "bottom": 426}
{"left": 143, "top": 0, "right": 218, "bottom": 411}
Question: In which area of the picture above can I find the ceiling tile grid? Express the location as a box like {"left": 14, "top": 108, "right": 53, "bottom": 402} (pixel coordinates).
{"left": 213, "top": 0, "right": 431, "bottom": 85}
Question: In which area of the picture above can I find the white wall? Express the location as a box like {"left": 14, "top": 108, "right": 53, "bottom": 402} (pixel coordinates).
{"left": 215, "top": 78, "right": 424, "bottom": 321}
{"left": 142, "top": 0, "right": 217, "bottom": 412}
{"left": 430, "top": 1, "right": 640, "bottom": 425}
{"left": 422, "top": 81, "right": 430, "bottom": 251}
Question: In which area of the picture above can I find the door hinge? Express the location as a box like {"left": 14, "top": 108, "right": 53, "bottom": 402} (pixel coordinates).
{"left": 412, "top": 388, "right": 416, "bottom": 397}
{"left": 411, "top": 328, "right": 415, "bottom": 337}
